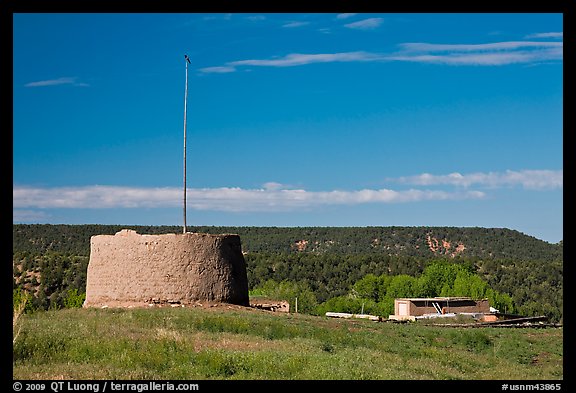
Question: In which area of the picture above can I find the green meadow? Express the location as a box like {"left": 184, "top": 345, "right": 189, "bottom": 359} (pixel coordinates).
{"left": 13, "top": 306, "right": 562, "bottom": 380}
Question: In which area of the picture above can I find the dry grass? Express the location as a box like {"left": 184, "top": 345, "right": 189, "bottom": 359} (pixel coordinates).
{"left": 13, "top": 293, "right": 28, "bottom": 345}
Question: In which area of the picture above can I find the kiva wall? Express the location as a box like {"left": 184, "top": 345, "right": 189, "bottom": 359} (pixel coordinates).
{"left": 83, "top": 229, "right": 249, "bottom": 308}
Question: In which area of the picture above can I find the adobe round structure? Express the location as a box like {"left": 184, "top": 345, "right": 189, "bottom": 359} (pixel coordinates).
{"left": 83, "top": 229, "right": 249, "bottom": 308}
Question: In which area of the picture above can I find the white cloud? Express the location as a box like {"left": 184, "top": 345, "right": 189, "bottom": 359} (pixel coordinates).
{"left": 393, "top": 41, "right": 563, "bottom": 66}
{"left": 392, "top": 170, "right": 563, "bottom": 190}
{"left": 14, "top": 170, "right": 559, "bottom": 214}
{"left": 13, "top": 184, "right": 485, "bottom": 213}
{"left": 13, "top": 185, "right": 179, "bottom": 209}
{"left": 525, "top": 32, "right": 563, "bottom": 39}
{"left": 282, "top": 21, "right": 310, "bottom": 28}
{"left": 399, "top": 41, "right": 562, "bottom": 52}
{"left": 344, "top": 18, "right": 383, "bottom": 30}
{"left": 203, "top": 14, "right": 232, "bottom": 21}
{"left": 262, "top": 182, "right": 286, "bottom": 191}
{"left": 246, "top": 15, "right": 266, "bottom": 21}
{"left": 25, "top": 77, "right": 89, "bottom": 87}
{"left": 389, "top": 49, "right": 563, "bottom": 66}
{"left": 199, "top": 39, "right": 562, "bottom": 73}
{"left": 198, "top": 66, "right": 237, "bottom": 74}
{"left": 227, "top": 52, "right": 381, "bottom": 68}
{"left": 336, "top": 13, "right": 357, "bottom": 20}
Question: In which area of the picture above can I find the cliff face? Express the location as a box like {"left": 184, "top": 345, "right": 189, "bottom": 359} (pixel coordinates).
{"left": 83, "top": 229, "right": 249, "bottom": 308}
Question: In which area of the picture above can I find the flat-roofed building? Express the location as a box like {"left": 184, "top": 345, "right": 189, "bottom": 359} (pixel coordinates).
{"left": 389, "top": 297, "right": 490, "bottom": 321}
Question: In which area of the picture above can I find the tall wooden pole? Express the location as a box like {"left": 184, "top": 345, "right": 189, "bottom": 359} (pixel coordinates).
{"left": 183, "top": 55, "right": 190, "bottom": 234}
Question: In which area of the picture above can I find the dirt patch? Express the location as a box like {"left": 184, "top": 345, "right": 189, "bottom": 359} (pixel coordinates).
{"left": 426, "top": 234, "right": 466, "bottom": 258}
{"left": 531, "top": 352, "right": 552, "bottom": 365}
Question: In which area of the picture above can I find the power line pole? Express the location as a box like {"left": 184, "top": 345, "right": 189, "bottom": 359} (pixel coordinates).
{"left": 183, "top": 54, "right": 191, "bottom": 234}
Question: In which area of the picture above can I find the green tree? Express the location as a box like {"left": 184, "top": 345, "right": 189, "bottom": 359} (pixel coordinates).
{"left": 352, "top": 274, "right": 387, "bottom": 302}
{"left": 420, "top": 261, "right": 467, "bottom": 296}
{"left": 386, "top": 274, "right": 417, "bottom": 299}
{"left": 415, "top": 274, "right": 435, "bottom": 297}
{"left": 251, "top": 279, "right": 318, "bottom": 314}
{"left": 486, "top": 288, "right": 515, "bottom": 314}
{"left": 452, "top": 271, "right": 489, "bottom": 299}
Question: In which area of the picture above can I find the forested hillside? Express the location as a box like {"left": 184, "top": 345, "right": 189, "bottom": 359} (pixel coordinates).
{"left": 13, "top": 224, "right": 562, "bottom": 260}
{"left": 12, "top": 224, "right": 563, "bottom": 322}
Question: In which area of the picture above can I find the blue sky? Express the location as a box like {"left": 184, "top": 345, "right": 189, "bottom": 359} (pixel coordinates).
{"left": 12, "top": 13, "right": 563, "bottom": 243}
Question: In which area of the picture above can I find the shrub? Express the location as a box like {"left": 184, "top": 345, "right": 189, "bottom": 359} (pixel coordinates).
{"left": 63, "top": 288, "right": 86, "bottom": 308}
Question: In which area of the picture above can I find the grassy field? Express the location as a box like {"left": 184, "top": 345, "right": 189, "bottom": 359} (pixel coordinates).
{"left": 13, "top": 305, "right": 563, "bottom": 380}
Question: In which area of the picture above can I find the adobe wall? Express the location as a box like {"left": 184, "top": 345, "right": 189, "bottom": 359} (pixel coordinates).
{"left": 83, "top": 229, "right": 249, "bottom": 308}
